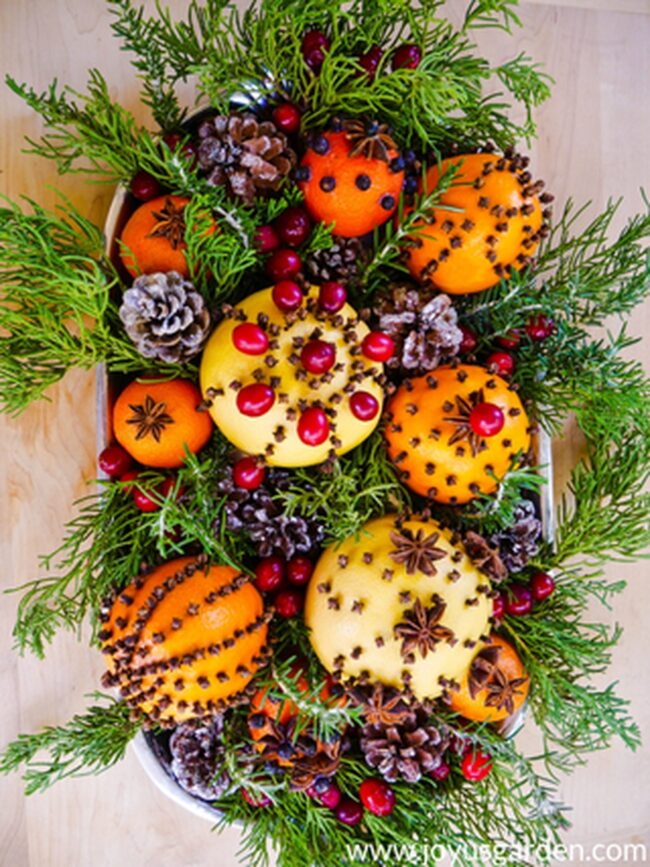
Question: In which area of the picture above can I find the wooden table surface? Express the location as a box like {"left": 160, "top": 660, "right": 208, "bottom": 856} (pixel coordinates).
{"left": 1, "top": 2, "right": 649, "bottom": 865}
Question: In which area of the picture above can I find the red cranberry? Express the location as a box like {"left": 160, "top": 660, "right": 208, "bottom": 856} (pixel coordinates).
{"left": 486, "top": 350, "right": 515, "bottom": 376}
{"left": 496, "top": 330, "right": 522, "bottom": 350}
{"left": 162, "top": 132, "right": 183, "bottom": 151}
{"left": 272, "top": 280, "right": 303, "bottom": 312}
{"left": 233, "top": 456, "right": 266, "bottom": 490}
{"left": 286, "top": 555, "right": 314, "bottom": 587}
{"left": 159, "top": 477, "right": 183, "bottom": 500}
{"left": 392, "top": 43, "right": 422, "bottom": 70}
{"left": 98, "top": 445, "right": 133, "bottom": 478}
{"left": 505, "top": 583, "right": 533, "bottom": 616}
{"left": 526, "top": 314, "right": 555, "bottom": 341}
{"left": 274, "top": 206, "right": 312, "bottom": 247}
{"left": 358, "top": 45, "right": 384, "bottom": 79}
{"left": 492, "top": 593, "right": 506, "bottom": 620}
{"left": 254, "top": 224, "right": 280, "bottom": 253}
{"left": 318, "top": 781, "right": 342, "bottom": 810}
{"left": 255, "top": 555, "right": 286, "bottom": 593}
{"left": 119, "top": 470, "right": 139, "bottom": 495}
{"left": 274, "top": 588, "right": 304, "bottom": 618}
{"left": 236, "top": 383, "right": 275, "bottom": 417}
{"left": 297, "top": 407, "right": 330, "bottom": 446}
{"left": 460, "top": 748, "right": 493, "bottom": 782}
{"left": 350, "top": 391, "right": 380, "bottom": 422}
{"left": 359, "top": 778, "right": 395, "bottom": 817}
{"left": 469, "top": 402, "right": 505, "bottom": 437}
{"left": 232, "top": 322, "right": 269, "bottom": 355}
{"left": 302, "top": 30, "right": 330, "bottom": 70}
{"left": 162, "top": 133, "right": 197, "bottom": 166}
{"left": 272, "top": 102, "right": 302, "bottom": 134}
{"left": 459, "top": 325, "right": 478, "bottom": 354}
{"left": 335, "top": 798, "right": 364, "bottom": 826}
{"left": 361, "top": 331, "right": 394, "bottom": 362}
{"left": 266, "top": 248, "right": 302, "bottom": 281}
{"left": 241, "top": 788, "right": 272, "bottom": 808}
{"left": 130, "top": 170, "right": 162, "bottom": 202}
{"left": 530, "top": 571, "right": 556, "bottom": 601}
{"left": 132, "top": 481, "right": 161, "bottom": 512}
{"left": 301, "top": 340, "right": 336, "bottom": 374}
{"left": 318, "top": 281, "right": 347, "bottom": 313}
{"left": 430, "top": 761, "right": 451, "bottom": 782}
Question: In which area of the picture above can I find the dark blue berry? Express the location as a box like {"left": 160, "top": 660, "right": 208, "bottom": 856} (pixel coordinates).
{"left": 389, "top": 156, "right": 405, "bottom": 173}
{"left": 312, "top": 135, "right": 330, "bottom": 155}
{"left": 320, "top": 176, "right": 336, "bottom": 192}
{"left": 403, "top": 177, "right": 418, "bottom": 194}
{"left": 294, "top": 166, "right": 312, "bottom": 182}
{"left": 380, "top": 194, "right": 396, "bottom": 210}
{"left": 365, "top": 121, "right": 380, "bottom": 135}
{"left": 355, "top": 174, "right": 371, "bottom": 191}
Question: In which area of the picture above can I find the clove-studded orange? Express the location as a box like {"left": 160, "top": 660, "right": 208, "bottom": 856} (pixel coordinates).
{"left": 120, "top": 194, "right": 192, "bottom": 277}
{"left": 384, "top": 364, "right": 532, "bottom": 504}
{"left": 297, "top": 119, "right": 404, "bottom": 238}
{"left": 404, "top": 152, "right": 552, "bottom": 294}
{"left": 450, "top": 634, "right": 529, "bottom": 723}
{"left": 100, "top": 555, "right": 270, "bottom": 726}
{"left": 113, "top": 378, "right": 213, "bottom": 469}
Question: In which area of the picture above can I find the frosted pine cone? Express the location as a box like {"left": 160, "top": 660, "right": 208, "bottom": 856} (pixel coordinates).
{"left": 119, "top": 271, "right": 210, "bottom": 364}
{"left": 197, "top": 113, "right": 296, "bottom": 205}
{"left": 491, "top": 500, "right": 542, "bottom": 573}
{"left": 169, "top": 718, "right": 231, "bottom": 800}
{"left": 374, "top": 284, "right": 463, "bottom": 373}
{"left": 304, "top": 236, "right": 368, "bottom": 285}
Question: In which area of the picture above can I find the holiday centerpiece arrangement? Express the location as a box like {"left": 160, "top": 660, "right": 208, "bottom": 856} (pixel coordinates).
{"left": 1, "top": 1, "right": 649, "bottom": 865}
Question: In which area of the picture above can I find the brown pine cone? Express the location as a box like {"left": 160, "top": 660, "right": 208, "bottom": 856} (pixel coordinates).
{"left": 374, "top": 283, "right": 463, "bottom": 373}
{"left": 491, "top": 500, "right": 542, "bottom": 573}
{"left": 197, "top": 113, "right": 296, "bottom": 205}
{"left": 360, "top": 702, "right": 450, "bottom": 783}
{"left": 169, "top": 718, "right": 231, "bottom": 800}
{"left": 304, "top": 236, "right": 368, "bottom": 285}
{"left": 119, "top": 271, "right": 210, "bottom": 363}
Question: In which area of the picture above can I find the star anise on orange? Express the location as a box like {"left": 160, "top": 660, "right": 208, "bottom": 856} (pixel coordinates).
{"left": 389, "top": 527, "right": 447, "bottom": 575}
{"left": 126, "top": 394, "right": 175, "bottom": 442}
{"left": 147, "top": 196, "right": 186, "bottom": 249}
{"left": 394, "top": 597, "right": 456, "bottom": 659}
{"left": 468, "top": 645, "right": 502, "bottom": 699}
{"left": 343, "top": 119, "right": 399, "bottom": 163}
{"left": 443, "top": 388, "right": 489, "bottom": 457}
{"left": 484, "top": 667, "right": 529, "bottom": 715}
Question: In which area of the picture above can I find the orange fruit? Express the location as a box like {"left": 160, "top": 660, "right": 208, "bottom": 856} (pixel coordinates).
{"left": 120, "top": 194, "right": 196, "bottom": 277}
{"left": 298, "top": 123, "right": 404, "bottom": 238}
{"left": 113, "top": 377, "right": 213, "bottom": 468}
{"left": 251, "top": 663, "right": 346, "bottom": 725}
{"left": 450, "top": 635, "right": 529, "bottom": 723}
{"left": 404, "top": 153, "right": 547, "bottom": 294}
{"left": 384, "top": 364, "right": 531, "bottom": 505}
{"left": 101, "top": 555, "right": 268, "bottom": 726}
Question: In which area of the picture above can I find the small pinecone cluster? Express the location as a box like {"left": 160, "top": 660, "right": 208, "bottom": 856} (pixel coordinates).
{"left": 119, "top": 271, "right": 210, "bottom": 363}
{"left": 169, "top": 717, "right": 231, "bottom": 800}
{"left": 373, "top": 283, "right": 463, "bottom": 373}
{"left": 197, "top": 113, "right": 297, "bottom": 205}
{"left": 491, "top": 500, "right": 542, "bottom": 573}
{"left": 304, "top": 236, "right": 368, "bottom": 286}
{"left": 353, "top": 684, "right": 450, "bottom": 783}
{"left": 216, "top": 468, "right": 325, "bottom": 559}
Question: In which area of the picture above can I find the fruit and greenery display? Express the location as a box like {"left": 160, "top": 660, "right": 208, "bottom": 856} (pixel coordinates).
{"left": 1, "top": 1, "right": 649, "bottom": 865}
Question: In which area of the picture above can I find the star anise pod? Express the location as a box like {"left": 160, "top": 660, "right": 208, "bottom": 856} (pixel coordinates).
{"left": 484, "top": 668, "right": 528, "bottom": 715}
{"left": 126, "top": 394, "right": 175, "bottom": 442}
{"left": 348, "top": 682, "right": 414, "bottom": 728}
{"left": 394, "top": 597, "right": 456, "bottom": 659}
{"left": 147, "top": 196, "right": 186, "bottom": 249}
{"left": 468, "top": 645, "right": 501, "bottom": 699}
{"left": 443, "top": 388, "right": 489, "bottom": 457}
{"left": 463, "top": 530, "right": 507, "bottom": 582}
{"left": 389, "top": 527, "right": 447, "bottom": 575}
{"left": 343, "top": 119, "right": 399, "bottom": 163}
{"left": 289, "top": 747, "right": 341, "bottom": 792}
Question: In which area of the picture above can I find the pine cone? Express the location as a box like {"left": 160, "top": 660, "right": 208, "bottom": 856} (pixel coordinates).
{"left": 216, "top": 468, "right": 324, "bottom": 559}
{"left": 491, "top": 500, "right": 542, "bottom": 573}
{"left": 197, "top": 113, "right": 296, "bottom": 205}
{"left": 360, "top": 703, "right": 450, "bottom": 783}
{"left": 304, "top": 236, "right": 368, "bottom": 285}
{"left": 169, "top": 717, "right": 231, "bottom": 800}
{"left": 374, "top": 283, "right": 462, "bottom": 373}
{"left": 119, "top": 271, "right": 210, "bottom": 364}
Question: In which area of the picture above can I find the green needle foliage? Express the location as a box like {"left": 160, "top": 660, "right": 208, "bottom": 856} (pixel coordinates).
{"left": 0, "top": 694, "right": 141, "bottom": 795}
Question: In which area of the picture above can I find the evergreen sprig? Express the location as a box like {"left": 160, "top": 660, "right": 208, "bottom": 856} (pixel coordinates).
{"left": 0, "top": 694, "right": 140, "bottom": 795}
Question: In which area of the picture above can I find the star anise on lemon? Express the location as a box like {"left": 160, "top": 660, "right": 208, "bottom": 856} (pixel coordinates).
{"left": 349, "top": 683, "right": 413, "bottom": 728}
{"left": 147, "top": 196, "right": 186, "bottom": 249}
{"left": 394, "top": 597, "right": 456, "bottom": 659}
{"left": 389, "top": 527, "right": 447, "bottom": 575}
{"left": 126, "top": 394, "right": 175, "bottom": 442}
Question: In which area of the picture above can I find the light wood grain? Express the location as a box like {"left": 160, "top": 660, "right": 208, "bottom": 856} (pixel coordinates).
{"left": 1, "top": 3, "right": 649, "bottom": 866}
